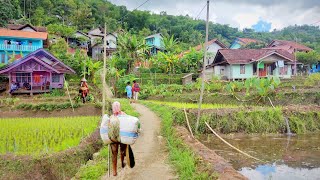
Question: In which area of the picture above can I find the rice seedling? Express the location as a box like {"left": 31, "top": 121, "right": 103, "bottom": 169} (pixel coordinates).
{"left": 0, "top": 116, "right": 99, "bottom": 155}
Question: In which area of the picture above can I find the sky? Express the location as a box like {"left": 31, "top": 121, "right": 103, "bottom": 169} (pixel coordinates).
{"left": 108, "top": 0, "right": 320, "bottom": 32}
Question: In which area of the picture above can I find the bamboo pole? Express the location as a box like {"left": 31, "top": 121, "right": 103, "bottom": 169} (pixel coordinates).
{"left": 205, "top": 122, "right": 263, "bottom": 162}
{"left": 184, "top": 107, "right": 194, "bottom": 139}
{"left": 196, "top": 0, "right": 210, "bottom": 132}
{"left": 64, "top": 76, "right": 74, "bottom": 112}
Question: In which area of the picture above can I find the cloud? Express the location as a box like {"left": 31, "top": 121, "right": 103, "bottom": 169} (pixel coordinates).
{"left": 108, "top": 0, "right": 320, "bottom": 30}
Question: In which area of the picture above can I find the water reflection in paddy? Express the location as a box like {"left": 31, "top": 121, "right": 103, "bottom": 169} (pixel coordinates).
{"left": 200, "top": 133, "right": 320, "bottom": 180}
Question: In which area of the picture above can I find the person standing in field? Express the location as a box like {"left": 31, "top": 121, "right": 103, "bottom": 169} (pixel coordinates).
{"left": 132, "top": 80, "right": 140, "bottom": 103}
{"left": 125, "top": 82, "right": 132, "bottom": 103}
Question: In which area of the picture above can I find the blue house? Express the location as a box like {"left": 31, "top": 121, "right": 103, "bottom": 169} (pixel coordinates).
{"left": 145, "top": 33, "right": 164, "bottom": 55}
{"left": 0, "top": 25, "right": 48, "bottom": 65}
{"left": 230, "top": 37, "right": 261, "bottom": 49}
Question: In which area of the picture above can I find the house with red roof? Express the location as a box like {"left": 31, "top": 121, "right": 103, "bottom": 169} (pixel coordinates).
{"left": 179, "top": 38, "right": 227, "bottom": 66}
{"left": 0, "top": 25, "right": 48, "bottom": 65}
{"left": 206, "top": 49, "right": 296, "bottom": 80}
{"left": 230, "top": 37, "right": 262, "bottom": 49}
{"left": 265, "top": 40, "right": 312, "bottom": 53}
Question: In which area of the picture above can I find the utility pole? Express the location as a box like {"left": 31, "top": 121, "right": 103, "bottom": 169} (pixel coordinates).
{"left": 294, "top": 37, "right": 297, "bottom": 76}
{"left": 102, "top": 23, "right": 107, "bottom": 116}
{"left": 196, "top": 0, "right": 210, "bottom": 132}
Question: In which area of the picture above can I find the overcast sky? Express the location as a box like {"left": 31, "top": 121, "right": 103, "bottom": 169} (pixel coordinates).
{"left": 108, "top": 0, "right": 320, "bottom": 31}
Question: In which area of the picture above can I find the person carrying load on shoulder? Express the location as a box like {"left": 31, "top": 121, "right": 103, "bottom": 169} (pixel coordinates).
{"left": 79, "top": 78, "right": 89, "bottom": 103}
{"left": 132, "top": 80, "right": 140, "bottom": 103}
{"left": 100, "top": 101, "right": 141, "bottom": 176}
{"left": 125, "top": 81, "right": 132, "bottom": 103}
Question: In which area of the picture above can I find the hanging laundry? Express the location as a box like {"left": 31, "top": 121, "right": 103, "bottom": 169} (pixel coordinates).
{"left": 34, "top": 75, "right": 41, "bottom": 83}
{"left": 258, "top": 62, "right": 265, "bottom": 69}
{"left": 278, "top": 60, "right": 284, "bottom": 68}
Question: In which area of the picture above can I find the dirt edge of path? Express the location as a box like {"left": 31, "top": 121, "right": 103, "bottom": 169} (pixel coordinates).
{"left": 175, "top": 126, "right": 248, "bottom": 180}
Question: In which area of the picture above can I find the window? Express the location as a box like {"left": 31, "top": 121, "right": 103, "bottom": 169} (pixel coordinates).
{"left": 240, "top": 64, "right": 245, "bottom": 74}
{"left": 16, "top": 73, "right": 31, "bottom": 83}
{"left": 52, "top": 74, "right": 60, "bottom": 83}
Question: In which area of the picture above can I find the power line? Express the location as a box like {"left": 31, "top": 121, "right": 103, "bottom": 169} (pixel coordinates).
{"left": 118, "top": 0, "right": 151, "bottom": 23}
{"left": 195, "top": 3, "right": 207, "bottom": 20}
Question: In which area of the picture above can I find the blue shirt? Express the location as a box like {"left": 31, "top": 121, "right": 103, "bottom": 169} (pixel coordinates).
{"left": 126, "top": 85, "right": 132, "bottom": 94}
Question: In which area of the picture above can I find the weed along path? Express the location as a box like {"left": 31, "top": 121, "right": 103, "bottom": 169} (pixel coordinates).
{"left": 102, "top": 103, "right": 176, "bottom": 180}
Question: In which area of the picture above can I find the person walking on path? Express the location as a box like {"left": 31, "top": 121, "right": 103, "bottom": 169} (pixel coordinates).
{"left": 126, "top": 82, "right": 133, "bottom": 103}
{"left": 110, "top": 102, "right": 128, "bottom": 176}
{"left": 132, "top": 80, "right": 140, "bottom": 103}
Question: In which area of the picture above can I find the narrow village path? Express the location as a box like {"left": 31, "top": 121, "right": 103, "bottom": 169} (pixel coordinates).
{"left": 102, "top": 103, "right": 176, "bottom": 180}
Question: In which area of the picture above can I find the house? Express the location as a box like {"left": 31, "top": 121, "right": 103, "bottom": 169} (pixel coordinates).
{"left": 207, "top": 49, "right": 296, "bottom": 80}
{"left": 230, "top": 37, "right": 261, "bottom": 49}
{"left": 6, "top": 24, "right": 47, "bottom": 32}
{"left": 67, "top": 31, "right": 91, "bottom": 54}
{"left": 0, "top": 48, "right": 75, "bottom": 95}
{"left": 265, "top": 40, "right": 312, "bottom": 53}
{"left": 180, "top": 38, "right": 227, "bottom": 67}
{"left": 265, "top": 40, "right": 315, "bottom": 73}
{"left": 0, "top": 27, "right": 48, "bottom": 64}
{"left": 87, "top": 28, "right": 117, "bottom": 60}
{"left": 145, "top": 33, "right": 164, "bottom": 55}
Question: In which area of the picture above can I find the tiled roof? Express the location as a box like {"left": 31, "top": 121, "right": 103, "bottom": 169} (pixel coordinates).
{"left": 267, "top": 40, "right": 312, "bottom": 52}
{"left": 215, "top": 49, "right": 295, "bottom": 65}
{"left": 194, "top": 39, "right": 227, "bottom": 51}
{"left": 237, "top": 38, "right": 261, "bottom": 45}
{"left": 0, "top": 28, "right": 48, "bottom": 40}
{"left": 7, "top": 24, "right": 47, "bottom": 32}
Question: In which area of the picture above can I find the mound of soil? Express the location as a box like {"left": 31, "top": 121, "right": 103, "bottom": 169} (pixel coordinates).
{"left": 0, "top": 104, "right": 101, "bottom": 118}
{"left": 175, "top": 126, "right": 247, "bottom": 180}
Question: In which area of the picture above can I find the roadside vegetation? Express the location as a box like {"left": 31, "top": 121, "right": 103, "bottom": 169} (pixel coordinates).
{"left": 142, "top": 101, "right": 218, "bottom": 179}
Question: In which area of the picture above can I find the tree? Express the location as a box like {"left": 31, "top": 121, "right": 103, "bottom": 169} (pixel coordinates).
{"left": 116, "top": 33, "right": 146, "bottom": 74}
{"left": 71, "top": 3, "right": 95, "bottom": 30}
{"left": 31, "top": 7, "right": 45, "bottom": 26}
{"left": 296, "top": 51, "right": 320, "bottom": 71}
{"left": 47, "top": 24, "right": 76, "bottom": 44}
{"left": 161, "top": 35, "right": 179, "bottom": 53}
{"left": 180, "top": 48, "right": 203, "bottom": 73}
{"left": 0, "top": 0, "right": 15, "bottom": 26}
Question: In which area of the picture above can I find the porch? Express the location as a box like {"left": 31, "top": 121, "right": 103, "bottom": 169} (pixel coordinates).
{"left": 11, "top": 86, "right": 51, "bottom": 95}
{"left": 256, "top": 61, "right": 293, "bottom": 79}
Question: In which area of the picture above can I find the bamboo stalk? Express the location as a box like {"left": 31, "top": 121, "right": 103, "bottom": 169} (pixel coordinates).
{"left": 184, "top": 107, "right": 194, "bottom": 139}
{"left": 205, "top": 121, "right": 264, "bottom": 162}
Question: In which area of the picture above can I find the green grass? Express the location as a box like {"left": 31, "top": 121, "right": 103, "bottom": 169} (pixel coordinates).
{"left": 141, "top": 101, "right": 217, "bottom": 179}
{"left": 73, "top": 146, "right": 109, "bottom": 180}
{"left": 0, "top": 116, "right": 99, "bottom": 155}
{"left": 115, "top": 99, "right": 140, "bottom": 117}
{"left": 144, "top": 100, "right": 245, "bottom": 109}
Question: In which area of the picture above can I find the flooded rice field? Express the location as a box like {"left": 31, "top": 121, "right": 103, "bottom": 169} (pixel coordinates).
{"left": 200, "top": 133, "right": 320, "bottom": 180}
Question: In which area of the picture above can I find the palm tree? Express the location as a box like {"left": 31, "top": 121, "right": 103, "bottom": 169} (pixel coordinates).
{"left": 117, "top": 33, "right": 146, "bottom": 74}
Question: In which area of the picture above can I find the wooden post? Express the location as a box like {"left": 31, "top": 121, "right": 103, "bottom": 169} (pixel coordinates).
{"left": 196, "top": 0, "right": 210, "bottom": 132}
{"left": 257, "top": 61, "right": 260, "bottom": 78}
{"left": 30, "top": 72, "right": 33, "bottom": 96}
{"left": 102, "top": 23, "right": 107, "bottom": 116}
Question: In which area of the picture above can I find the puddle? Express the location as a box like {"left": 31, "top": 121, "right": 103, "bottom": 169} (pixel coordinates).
{"left": 200, "top": 134, "right": 320, "bottom": 180}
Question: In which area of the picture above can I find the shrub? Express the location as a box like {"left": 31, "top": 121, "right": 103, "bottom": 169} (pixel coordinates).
{"left": 304, "top": 73, "right": 320, "bottom": 86}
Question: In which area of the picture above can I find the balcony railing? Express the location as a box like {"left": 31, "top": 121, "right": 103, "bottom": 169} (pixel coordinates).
{"left": 0, "top": 44, "right": 41, "bottom": 52}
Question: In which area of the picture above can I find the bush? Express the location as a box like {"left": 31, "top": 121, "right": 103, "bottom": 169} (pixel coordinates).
{"left": 304, "top": 73, "right": 320, "bottom": 86}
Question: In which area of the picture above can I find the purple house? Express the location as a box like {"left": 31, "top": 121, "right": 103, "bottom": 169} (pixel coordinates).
{"left": 0, "top": 48, "right": 75, "bottom": 95}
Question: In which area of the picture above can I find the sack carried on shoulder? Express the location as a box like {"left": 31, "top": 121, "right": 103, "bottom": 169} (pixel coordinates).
{"left": 100, "top": 114, "right": 140, "bottom": 145}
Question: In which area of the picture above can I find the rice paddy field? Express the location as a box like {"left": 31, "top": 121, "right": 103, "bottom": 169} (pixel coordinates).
{"left": 0, "top": 116, "right": 99, "bottom": 155}
{"left": 145, "top": 100, "right": 249, "bottom": 109}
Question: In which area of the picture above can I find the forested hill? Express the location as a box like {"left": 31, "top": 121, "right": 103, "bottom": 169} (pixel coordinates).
{"left": 1, "top": 0, "right": 320, "bottom": 51}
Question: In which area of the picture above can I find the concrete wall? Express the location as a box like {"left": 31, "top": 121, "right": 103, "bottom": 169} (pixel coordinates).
{"left": 231, "top": 64, "right": 254, "bottom": 79}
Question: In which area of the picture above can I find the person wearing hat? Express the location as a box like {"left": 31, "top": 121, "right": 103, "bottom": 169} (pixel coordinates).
{"left": 79, "top": 78, "right": 89, "bottom": 103}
